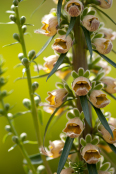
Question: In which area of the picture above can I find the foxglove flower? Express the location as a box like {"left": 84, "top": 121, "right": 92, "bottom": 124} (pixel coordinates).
{"left": 99, "top": 0, "right": 112, "bottom": 9}
{"left": 101, "top": 77, "right": 116, "bottom": 94}
{"left": 99, "top": 27, "right": 116, "bottom": 41}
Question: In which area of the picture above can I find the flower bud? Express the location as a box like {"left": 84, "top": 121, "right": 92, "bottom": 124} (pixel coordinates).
{"left": 22, "top": 25, "right": 27, "bottom": 33}
{"left": 98, "top": 0, "right": 112, "bottom": 9}
{"left": 0, "top": 109, "right": 4, "bottom": 115}
{"left": 12, "top": 136, "right": 19, "bottom": 144}
{"left": 37, "top": 165, "right": 45, "bottom": 173}
{"left": 28, "top": 50, "right": 36, "bottom": 60}
{"left": 34, "top": 96, "right": 41, "bottom": 107}
{"left": 32, "top": 82, "right": 39, "bottom": 92}
{"left": 82, "top": 15, "right": 100, "bottom": 32}
{"left": 99, "top": 27, "right": 115, "bottom": 40}
{"left": 1, "top": 90, "right": 7, "bottom": 98}
{"left": 23, "top": 98, "right": 31, "bottom": 109}
{"left": 13, "top": 33, "right": 20, "bottom": 42}
{"left": 60, "top": 168, "right": 74, "bottom": 174}
{"left": 99, "top": 124, "right": 116, "bottom": 144}
{"left": 92, "top": 38, "right": 113, "bottom": 54}
{"left": 11, "top": 4, "right": 16, "bottom": 11}
{"left": 89, "top": 90, "right": 110, "bottom": 108}
{"left": 72, "top": 76, "right": 91, "bottom": 96}
{"left": 35, "top": 14, "right": 58, "bottom": 37}
{"left": 21, "top": 58, "right": 30, "bottom": 67}
{"left": 46, "top": 88, "right": 68, "bottom": 108}
{"left": 20, "top": 16, "right": 26, "bottom": 25}
{"left": 13, "top": 0, "right": 19, "bottom": 6}
{"left": 5, "top": 125, "right": 12, "bottom": 132}
{"left": 20, "top": 132, "right": 27, "bottom": 141}
{"left": 52, "top": 35, "right": 72, "bottom": 54}
{"left": 18, "top": 53, "right": 24, "bottom": 60}
{"left": 65, "top": 0, "right": 83, "bottom": 17}
{"left": 63, "top": 117, "right": 84, "bottom": 138}
{"left": 9, "top": 15, "right": 16, "bottom": 23}
{"left": 101, "top": 77, "right": 116, "bottom": 94}
{"left": 43, "top": 55, "right": 59, "bottom": 73}
{"left": 81, "top": 143, "right": 101, "bottom": 164}
{"left": 98, "top": 171, "right": 110, "bottom": 174}
{"left": 7, "top": 113, "right": 13, "bottom": 119}
{"left": 5, "top": 103, "right": 10, "bottom": 111}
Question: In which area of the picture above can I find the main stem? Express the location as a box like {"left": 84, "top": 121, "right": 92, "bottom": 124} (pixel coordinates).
{"left": 15, "top": 6, "right": 52, "bottom": 174}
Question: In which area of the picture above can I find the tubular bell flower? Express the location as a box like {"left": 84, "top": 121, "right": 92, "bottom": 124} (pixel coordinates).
{"left": 101, "top": 77, "right": 116, "bottom": 94}
{"left": 92, "top": 38, "right": 113, "bottom": 54}
{"left": 72, "top": 76, "right": 91, "bottom": 96}
{"left": 34, "top": 14, "right": 58, "bottom": 37}
{"left": 46, "top": 88, "right": 68, "bottom": 108}
{"left": 99, "top": 27, "right": 116, "bottom": 41}
{"left": 63, "top": 117, "right": 84, "bottom": 138}
{"left": 60, "top": 168, "right": 74, "bottom": 174}
{"left": 65, "top": 0, "right": 83, "bottom": 17}
{"left": 81, "top": 144, "right": 101, "bottom": 164}
{"left": 52, "top": 35, "right": 72, "bottom": 54}
{"left": 98, "top": 171, "right": 110, "bottom": 174}
{"left": 40, "top": 140, "right": 64, "bottom": 158}
{"left": 99, "top": 125, "right": 116, "bottom": 144}
{"left": 98, "top": 0, "right": 113, "bottom": 9}
{"left": 89, "top": 90, "right": 110, "bottom": 108}
{"left": 82, "top": 15, "right": 100, "bottom": 32}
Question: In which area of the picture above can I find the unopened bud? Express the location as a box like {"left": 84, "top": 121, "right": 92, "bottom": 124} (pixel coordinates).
{"left": 5, "top": 125, "right": 12, "bottom": 132}
{"left": 13, "top": 33, "right": 20, "bottom": 42}
{"left": 22, "top": 25, "right": 27, "bottom": 33}
{"left": 23, "top": 98, "right": 31, "bottom": 109}
{"left": 18, "top": 53, "right": 24, "bottom": 60}
{"left": 11, "top": 4, "right": 16, "bottom": 11}
{"left": 9, "top": 15, "right": 16, "bottom": 23}
{"left": 0, "top": 109, "right": 4, "bottom": 115}
{"left": 7, "top": 113, "right": 13, "bottom": 119}
{"left": 34, "top": 96, "right": 41, "bottom": 107}
{"left": 13, "top": 0, "right": 19, "bottom": 6}
{"left": 5, "top": 103, "right": 10, "bottom": 111}
{"left": 28, "top": 50, "right": 36, "bottom": 60}
{"left": 1, "top": 90, "right": 7, "bottom": 98}
{"left": 20, "top": 16, "right": 26, "bottom": 25}
{"left": 20, "top": 132, "right": 27, "bottom": 141}
{"left": 12, "top": 136, "right": 19, "bottom": 144}
{"left": 21, "top": 58, "right": 30, "bottom": 67}
{"left": 37, "top": 165, "right": 45, "bottom": 173}
{"left": 32, "top": 82, "right": 39, "bottom": 92}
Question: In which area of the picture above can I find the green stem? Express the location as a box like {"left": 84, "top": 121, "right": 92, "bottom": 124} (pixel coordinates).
{"left": 14, "top": 6, "right": 52, "bottom": 174}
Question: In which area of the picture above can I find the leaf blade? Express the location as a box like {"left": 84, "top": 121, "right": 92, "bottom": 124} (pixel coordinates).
{"left": 66, "top": 17, "right": 77, "bottom": 37}
{"left": 57, "top": 0, "right": 63, "bottom": 26}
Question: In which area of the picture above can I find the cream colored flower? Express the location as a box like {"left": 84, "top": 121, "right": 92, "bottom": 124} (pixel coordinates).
{"left": 92, "top": 38, "right": 113, "bottom": 54}
{"left": 101, "top": 77, "right": 116, "bottom": 94}
{"left": 72, "top": 76, "right": 91, "bottom": 96}
{"left": 43, "top": 104, "right": 65, "bottom": 116}
{"left": 81, "top": 143, "right": 101, "bottom": 164}
{"left": 98, "top": 171, "right": 110, "bottom": 174}
{"left": 99, "top": 27, "right": 115, "bottom": 41}
{"left": 108, "top": 117, "right": 116, "bottom": 128}
{"left": 46, "top": 88, "right": 68, "bottom": 108}
{"left": 34, "top": 14, "right": 58, "bottom": 36}
{"left": 99, "top": 125, "right": 116, "bottom": 144}
{"left": 40, "top": 140, "right": 64, "bottom": 158}
{"left": 43, "top": 55, "right": 59, "bottom": 73}
{"left": 89, "top": 90, "right": 110, "bottom": 108}
{"left": 65, "top": 0, "right": 83, "bottom": 17}
{"left": 99, "top": 0, "right": 112, "bottom": 9}
{"left": 52, "top": 35, "right": 72, "bottom": 54}
{"left": 82, "top": 15, "right": 100, "bottom": 32}
{"left": 60, "top": 168, "right": 74, "bottom": 174}
{"left": 63, "top": 117, "right": 84, "bottom": 138}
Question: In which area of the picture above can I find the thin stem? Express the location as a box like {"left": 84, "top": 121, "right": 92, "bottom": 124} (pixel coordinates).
{"left": 14, "top": 6, "right": 52, "bottom": 174}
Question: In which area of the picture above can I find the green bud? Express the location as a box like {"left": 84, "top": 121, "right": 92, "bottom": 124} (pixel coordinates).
{"left": 13, "top": 0, "right": 19, "bottom": 6}
{"left": 12, "top": 136, "right": 19, "bottom": 144}
{"left": 11, "top": 4, "right": 16, "bottom": 11}
{"left": 22, "top": 25, "right": 27, "bottom": 33}
{"left": 21, "top": 58, "right": 30, "bottom": 67}
{"left": 5, "top": 103, "right": 10, "bottom": 111}
{"left": 18, "top": 53, "right": 24, "bottom": 60}
{"left": 37, "top": 165, "right": 45, "bottom": 174}
{"left": 7, "top": 113, "right": 13, "bottom": 119}
{"left": 23, "top": 98, "right": 31, "bottom": 109}
{"left": 32, "top": 82, "right": 39, "bottom": 92}
{"left": 13, "top": 33, "right": 20, "bottom": 42}
{"left": 1, "top": 90, "right": 7, "bottom": 98}
{"left": 5, "top": 125, "right": 12, "bottom": 132}
{"left": 34, "top": 96, "right": 41, "bottom": 107}
{"left": 28, "top": 50, "right": 36, "bottom": 60}
{"left": 9, "top": 15, "right": 16, "bottom": 23}
{"left": 0, "top": 109, "right": 4, "bottom": 115}
{"left": 0, "top": 77, "right": 6, "bottom": 86}
{"left": 20, "top": 132, "right": 27, "bottom": 141}
{"left": 20, "top": 16, "right": 26, "bottom": 25}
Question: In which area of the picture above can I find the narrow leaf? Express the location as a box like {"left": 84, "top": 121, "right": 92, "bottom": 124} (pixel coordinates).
{"left": 8, "top": 144, "right": 17, "bottom": 152}
{"left": 87, "top": 164, "right": 98, "bottom": 174}
{"left": 3, "top": 132, "right": 12, "bottom": 143}
{"left": 0, "top": 21, "right": 15, "bottom": 24}
{"left": 57, "top": 0, "right": 63, "bottom": 26}
{"left": 3, "top": 42, "right": 19, "bottom": 47}
{"left": 57, "top": 137, "right": 74, "bottom": 174}
{"left": 112, "top": 49, "right": 116, "bottom": 54}
{"left": 47, "top": 52, "right": 67, "bottom": 81}
{"left": 80, "top": 96, "right": 91, "bottom": 127}
{"left": 23, "top": 140, "right": 38, "bottom": 145}
{"left": 38, "top": 109, "right": 43, "bottom": 125}
{"left": 107, "top": 143, "right": 116, "bottom": 154}
{"left": 66, "top": 17, "right": 77, "bottom": 37}
{"left": 33, "top": 35, "right": 55, "bottom": 60}
{"left": 103, "top": 90, "right": 116, "bottom": 100}
{"left": 31, "top": 0, "right": 46, "bottom": 17}
{"left": 93, "top": 50, "right": 116, "bottom": 68}
{"left": 6, "top": 10, "right": 15, "bottom": 14}
{"left": 82, "top": 26, "right": 92, "bottom": 59}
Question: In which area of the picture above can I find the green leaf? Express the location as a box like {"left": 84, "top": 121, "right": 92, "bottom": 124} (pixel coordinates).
{"left": 93, "top": 50, "right": 116, "bottom": 68}
{"left": 8, "top": 144, "right": 17, "bottom": 152}
{"left": 91, "top": 138, "right": 99, "bottom": 145}
{"left": 78, "top": 68, "right": 84, "bottom": 76}
{"left": 93, "top": 6, "right": 116, "bottom": 25}
{"left": 92, "top": 105, "right": 113, "bottom": 138}
{"left": 31, "top": 0, "right": 46, "bottom": 17}
{"left": 56, "top": 82, "right": 64, "bottom": 88}
{"left": 66, "top": 17, "right": 77, "bottom": 37}
{"left": 87, "top": 10, "right": 96, "bottom": 15}
{"left": 23, "top": 140, "right": 38, "bottom": 145}
{"left": 3, "top": 42, "right": 19, "bottom": 47}
{"left": 85, "top": 134, "right": 92, "bottom": 143}
{"left": 100, "top": 162, "right": 110, "bottom": 171}
{"left": 33, "top": 35, "right": 55, "bottom": 60}
{"left": 73, "top": 108, "right": 80, "bottom": 117}
{"left": 87, "top": 164, "right": 98, "bottom": 174}
{"left": 13, "top": 110, "right": 31, "bottom": 119}
{"left": 82, "top": 26, "right": 92, "bottom": 59}
{"left": 38, "top": 109, "right": 43, "bottom": 125}
{"left": 57, "top": 0, "right": 63, "bottom": 26}
{"left": 107, "top": 143, "right": 116, "bottom": 154}
{"left": 3, "top": 132, "right": 12, "bottom": 143}
{"left": 57, "top": 137, "right": 74, "bottom": 174}
{"left": 84, "top": 70, "right": 90, "bottom": 78}
{"left": 80, "top": 138, "right": 87, "bottom": 147}
{"left": 47, "top": 53, "right": 67, "bottom": 81}
{"left": 71, "top": 70, "right": 79, "bottom": 79}
{"left": 80, "top": 96, "right": 91, "bottom": 127}
{"left": 94, "top": 33, "right": 103, "bottom": 39}
{"left": 67, "top": 112, "right": 75, "bottom": 119}
{"left": 94, "top": 84, "right": 103, "bottom": 90}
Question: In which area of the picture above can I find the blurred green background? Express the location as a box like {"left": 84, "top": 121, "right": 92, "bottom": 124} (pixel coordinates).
{"left": 0, "top": 0, "right": 116, "bottom": 173}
